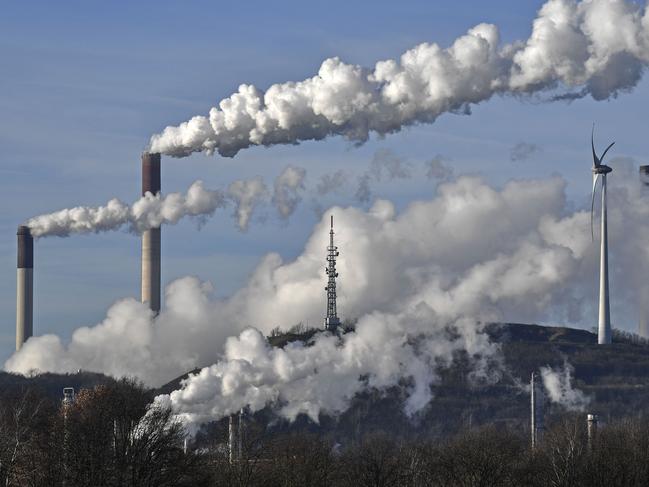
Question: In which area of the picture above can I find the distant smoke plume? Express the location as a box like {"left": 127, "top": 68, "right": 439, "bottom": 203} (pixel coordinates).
{"left": 150, "top": 0, "right": 649, "bottom": 158}
{"left": 316, "top": 170, "right": 348, "bottom": 196}
{"left": 355, "top": 174, "right": 372, "bottom": 204}
{"left": 540, "top": 361, "right": 590, "bottom": 411}
{"left": 9, "top": 167, "right": 649, "bottom": 427}
{"left": 368, "top": 149, "right": 411, "bottom": 181}
{"left": 27, "top": 181, "right": 227, "bottom": 238}
{"left": 355, "top": 149, "right": 411, "bottom": 203}
{"left": 272, "top": 165, "right": 306, "bottom": 219}
{"left": 510, "top": 142, "right": 542, "bottom": 162}
{"left": 425, "top": 155, "right": 454, "bottom": 181}
{"left": 227, "top": 177, "right": 268, "bottom": 231}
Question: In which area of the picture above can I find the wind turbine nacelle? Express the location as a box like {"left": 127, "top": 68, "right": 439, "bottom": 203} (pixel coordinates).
{"left": 593, "top": 165, "right": 612, "bottom": 175}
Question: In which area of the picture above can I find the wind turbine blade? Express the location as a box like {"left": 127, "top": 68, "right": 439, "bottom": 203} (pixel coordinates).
{"left": 592, "top": 124, "right": 600, "bottom": 167}
{"left": 600, "top": 141, "right": 615, "bottom": 164}
{"left": 591, "top": 173, "right": 601, "bottom": 242}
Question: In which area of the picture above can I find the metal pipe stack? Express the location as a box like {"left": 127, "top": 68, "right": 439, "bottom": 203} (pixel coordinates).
{"left": 141, "top": 152, "right": 161, "bottom": 314}
{"left": 587, "top": 413, "right": 598, "bottom": 450}
{"left": 530, "top": 371, "right": 544, "bottom": 449}
{"left": 16, "top": 225, "right": 33, "bottom": 351}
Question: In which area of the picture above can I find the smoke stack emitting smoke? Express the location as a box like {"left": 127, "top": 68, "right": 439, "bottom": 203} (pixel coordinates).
{"left": 141, "top": 153, "right": 162, "bottom": 313}
{"left": 10, "top": 0, "right": 649, "bottom": 429}
{"left": 149, "top": 0, "right": 649, "bottom": 159}
{"left": 16, "top": 226, "right": 33, "bottom": 351}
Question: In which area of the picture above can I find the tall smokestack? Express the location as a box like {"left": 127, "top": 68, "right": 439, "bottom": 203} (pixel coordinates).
{"left": 141, "top": 152, "right": 161, "bottom": 314}
{"left": 16, "top": 225, "right": 33, "bottom": 351}
{"left": 639, "top": 166, "right": 649, "bottom": 338}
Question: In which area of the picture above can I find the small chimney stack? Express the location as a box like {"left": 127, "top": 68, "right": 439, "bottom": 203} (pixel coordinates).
{"left": 530, "top": 371, "right": 544, "bottom": 449}
{"left": 16, "top": 225, "right": 33, "bottom": 351}
{"left": 587, "top": 413, "right": 598, "bottom": 450}
{"left": 141, "top": 152, "right": 161, "bottom": 314}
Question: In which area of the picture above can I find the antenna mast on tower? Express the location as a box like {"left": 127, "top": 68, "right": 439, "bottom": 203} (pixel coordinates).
{"left": 324, "top": 215, "right": 341, "bottom": 331}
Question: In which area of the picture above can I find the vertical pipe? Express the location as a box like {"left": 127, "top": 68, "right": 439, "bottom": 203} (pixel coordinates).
{"left": 141, "top": 152, "right": 161, "bottom": 314}
{"left": 598, "top": 175, "right": 611, "bottom": 344}
{"left": 238, "top": 409, "right": 243, "bottom": 460}
{"left": 587, "top": 414, "right": 598, "bottom": 451}
{"left": 638, "top": 166, "right": 649, "bottom": 338}
{"left": 16, "top": 225, "right": 33, "bottom": 351}
{"left": 530, "top": 372, "right": 536, "bottom": 450}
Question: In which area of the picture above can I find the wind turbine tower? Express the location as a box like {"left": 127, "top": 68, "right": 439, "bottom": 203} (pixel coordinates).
{"left": 591, "top": 127, "right": 615, "bottom": 345}
{"left": 324, "top": 215, "right": 341, "bottom": 332}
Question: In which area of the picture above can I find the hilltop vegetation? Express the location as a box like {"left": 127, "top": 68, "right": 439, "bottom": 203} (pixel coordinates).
{"left": 3, "top": 322, "right": 649, "bottom": 485}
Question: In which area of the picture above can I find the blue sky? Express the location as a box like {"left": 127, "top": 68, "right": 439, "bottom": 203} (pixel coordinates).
{"left": 2, "top": 0, "right": 649, "bottom": 364}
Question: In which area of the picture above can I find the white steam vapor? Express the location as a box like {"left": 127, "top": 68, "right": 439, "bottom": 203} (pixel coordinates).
{"left": 149, "top": 0, "right": 649, "bottom": 158}
{"left": 8, "top": 167, "right": 649, "bottom": 426}
{"left": 355, "top": 149, "right": 412, "bottom": 204}
{"left": 272, "top": 165, "right": 306, "bottom": 219}
{"left": 227, "top": 177, "right": 268, "bottom": 231}
{"left": 540, "top": 361, "right": 591, "bottom": 411}
{"left": 26, "top": 181, "right": 227, "bottom": 238}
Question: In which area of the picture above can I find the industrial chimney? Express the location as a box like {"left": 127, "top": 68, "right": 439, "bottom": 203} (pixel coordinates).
{"left": 16, "top": 225, "right": 33, "bottom": 351}
{"left": 638, "top": 166, "right": 649, "bottom": 338}
{"left": 141, "top": 152, "right": 161, "bottom": 314}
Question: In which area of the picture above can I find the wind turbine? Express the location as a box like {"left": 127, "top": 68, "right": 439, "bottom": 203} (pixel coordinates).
{"left": 591, "top": 125, "right": 615, "bottom": 345}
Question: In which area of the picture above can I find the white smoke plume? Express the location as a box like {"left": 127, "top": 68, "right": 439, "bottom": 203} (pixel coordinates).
{"left": 26, "top": 181, "right": 227, "bottom": 238}
{"left": 540, "top": 361, "right": 591, "bottom": 411}
{"left": 227, "top": 177, "right": 268, "bottom": 231}
{"left": 149, "top": 0, "right": 649, "bottom": 158}
{"left": 8, "top": 167, "right": 649, "bottom": 426}
{"left": 272, "top": 165, "right": 306, "bottom": 219}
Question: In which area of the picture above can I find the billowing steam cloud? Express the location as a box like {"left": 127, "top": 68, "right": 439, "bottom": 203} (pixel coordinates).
{"left": 540, "top": 361, "right": 591, "bottom": 411}
{"left": 272, "top": 165, "right": 306, "bottom": 219}
{"left": 150, "top": 0, "right": 649, "bottom": 158}
{"left": 27, "top": 181, "right": 227, "bottom": 237}
{"left": 26, "top": 176, "right": 282, "bottom": 237}
{"left": 8, "top": 166, "right": 649, "bottom": 426}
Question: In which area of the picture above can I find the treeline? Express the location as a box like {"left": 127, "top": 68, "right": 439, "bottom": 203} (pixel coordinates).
{"left": 200, "top": 415, "right": 649, "bottom": 487}
{"left": 0, "top": 380, "right": 204, "bottom": 486}
{"left": 3, "top": 380, "right": 649, "bottom": 486}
